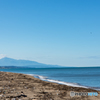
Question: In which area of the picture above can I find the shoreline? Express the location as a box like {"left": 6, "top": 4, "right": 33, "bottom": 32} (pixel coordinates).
{"left": 0, "top": 71, "right": 100, "bottom": 100}
{"left": 29, "top": 74, "right": 100, "bottom": 91}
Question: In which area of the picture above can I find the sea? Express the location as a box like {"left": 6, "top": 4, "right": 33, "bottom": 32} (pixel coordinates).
{"left": 0, "top": 67, "right": 100, "bottom": 91}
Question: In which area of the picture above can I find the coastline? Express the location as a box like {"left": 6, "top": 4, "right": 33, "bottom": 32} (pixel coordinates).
{"left": 31, "top": 74, "right": 100, "bottom": 91}
{"left": 0, "top": 71, "right": 100, "bottom": 100}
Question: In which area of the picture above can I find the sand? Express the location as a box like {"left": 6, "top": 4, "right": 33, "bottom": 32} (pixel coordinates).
{"left": 0, "top": 71, "right": 99, "bottom": 100}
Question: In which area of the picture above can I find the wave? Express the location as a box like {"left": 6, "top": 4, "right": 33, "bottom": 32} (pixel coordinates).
{"left": 28, "top": 74, "right": 100, "bottom": 91}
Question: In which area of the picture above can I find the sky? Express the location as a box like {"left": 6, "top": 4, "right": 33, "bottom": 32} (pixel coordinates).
{"left": 0, "top": 0, "right": 100, "bottom": 67}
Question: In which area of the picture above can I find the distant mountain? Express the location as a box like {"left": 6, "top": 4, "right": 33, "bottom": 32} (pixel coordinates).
{"left": 0, "top": 57, "right": 62, "bottom": 68}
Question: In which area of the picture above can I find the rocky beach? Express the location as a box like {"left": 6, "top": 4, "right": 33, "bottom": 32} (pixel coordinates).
{"left": 0, "top": 72, "right": 100, "bottom": 100}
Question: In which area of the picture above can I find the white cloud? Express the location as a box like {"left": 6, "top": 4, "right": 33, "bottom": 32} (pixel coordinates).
{"left": 79, "top": 56, "right": 100, "bottom": 59}
{"left": 0, "top": 54, "right": 7, "bottom": 59}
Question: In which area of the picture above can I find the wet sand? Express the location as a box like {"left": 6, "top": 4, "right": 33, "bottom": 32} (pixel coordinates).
{"left": 0, "top": 71, "right": 100, "bottom": 100}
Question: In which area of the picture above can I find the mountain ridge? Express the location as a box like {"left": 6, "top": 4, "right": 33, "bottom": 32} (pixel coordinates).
{"left": 0, "top": 57, "right": 61, "bottom": 68}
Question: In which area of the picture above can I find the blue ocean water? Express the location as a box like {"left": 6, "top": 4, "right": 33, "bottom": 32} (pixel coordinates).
{"left": 0, "top": 67, "right": 100, "bottom": 90}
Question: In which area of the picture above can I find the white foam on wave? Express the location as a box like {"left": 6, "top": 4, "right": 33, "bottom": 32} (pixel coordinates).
{"left": 28, "top": 74, "right": 89, "bottom": 89}
{"left": 28, "top": 74, "right": 100, "bottom": 91}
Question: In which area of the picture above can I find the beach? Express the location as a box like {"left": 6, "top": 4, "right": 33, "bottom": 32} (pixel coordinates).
{"left": 0, "top": 72, "right": 99, "bottom": 100}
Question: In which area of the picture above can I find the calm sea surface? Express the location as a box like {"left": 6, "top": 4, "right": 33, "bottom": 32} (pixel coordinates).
{"left": 0, "top": 67, "right": 100, "bottom": 90}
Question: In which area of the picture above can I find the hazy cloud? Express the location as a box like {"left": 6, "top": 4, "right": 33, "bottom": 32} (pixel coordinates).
{"left": 0, "top": 54, "right": 7, "bottom": 59}
{"left": 79, "top": 56, "right": 100, "bottom": 59}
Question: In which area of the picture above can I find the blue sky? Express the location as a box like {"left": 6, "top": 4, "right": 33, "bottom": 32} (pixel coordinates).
{"left": 0, "top": 0, "right": 100, "bottom": 67}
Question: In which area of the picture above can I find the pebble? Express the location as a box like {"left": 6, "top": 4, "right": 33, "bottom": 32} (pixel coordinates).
{"left": 0, "top": 94, "right": 2, "bottom": 96}
{"left": 12, "top": 98, "right": 16, "bottom": 100}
